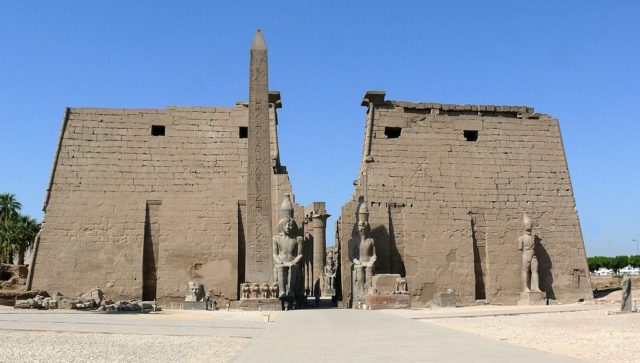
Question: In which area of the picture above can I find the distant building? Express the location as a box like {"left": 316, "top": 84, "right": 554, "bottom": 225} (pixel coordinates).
{"left": 592, "top": 268, "right": 614, "bottom": 276}
{"left": 618, "top": 265, "right": 640, "bottom": 276}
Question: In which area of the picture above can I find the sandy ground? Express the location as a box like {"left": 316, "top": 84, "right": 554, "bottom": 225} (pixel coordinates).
{"left": 0, "top": 331, "right": 248, "bottom": 363}
{"left": 424, "top": 308, "right": 640, "bottom": 362}
{"left": 0, "top": 307, "right": 268, "bottom": 362}
{"left": 2, "top": 302, "right": 638, "bottom": 362}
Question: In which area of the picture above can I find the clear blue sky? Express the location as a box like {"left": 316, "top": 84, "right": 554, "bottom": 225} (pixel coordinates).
{"left": 1, "top": 1, "right": 638, "bottom": 256}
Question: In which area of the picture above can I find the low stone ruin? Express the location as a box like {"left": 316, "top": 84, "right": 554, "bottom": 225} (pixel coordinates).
{"left": 14, "top": 293, "right": 56, "bottom": 309}
{"left": 0, "top": 290, "right": 49, "bottom": 306}
{"left": 13, "top": 287, "right": 157, "bottom": 313}
{"left": 0, "top": 263, "right": 28, "bottom": 289}
{"left": 98, "top": 300, "right": 156, "bottom": 313}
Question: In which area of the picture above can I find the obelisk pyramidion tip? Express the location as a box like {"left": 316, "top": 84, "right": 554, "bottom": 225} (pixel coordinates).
{"left": 251, "top": 29, "right": 267, "bottom": 50}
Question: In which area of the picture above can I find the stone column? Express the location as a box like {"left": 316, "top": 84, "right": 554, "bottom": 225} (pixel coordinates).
{"left": 312, "top": 208, "right": 330, "bottom": 297}
{"left": 303, "top": 216, "right": 313, "bottom": 295}
{"left": 246, "top": 30, "right": 273, "bottom": 283}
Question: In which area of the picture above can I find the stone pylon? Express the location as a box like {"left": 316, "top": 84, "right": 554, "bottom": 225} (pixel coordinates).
{"left": 246, "top": 30, "right": 273, "bottom": 283}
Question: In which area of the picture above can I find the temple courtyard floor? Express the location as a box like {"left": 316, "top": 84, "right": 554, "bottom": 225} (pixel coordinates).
{"left": 0, "top": 302, "right": 638, "bottom": 362}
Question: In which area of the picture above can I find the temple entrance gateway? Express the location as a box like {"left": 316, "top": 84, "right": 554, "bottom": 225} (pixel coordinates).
{"left": 30, "top": 31, "right": 592, "bottom": 310}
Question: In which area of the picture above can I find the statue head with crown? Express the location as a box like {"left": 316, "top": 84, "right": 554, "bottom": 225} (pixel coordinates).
{"left": 277, "top": 194, "right": 298, "bottom": 237}
{"left": 356, "top": 200, "right": 371, "bottom": 238}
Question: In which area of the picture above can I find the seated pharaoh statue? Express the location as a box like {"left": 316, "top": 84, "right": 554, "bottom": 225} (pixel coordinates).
{"left": 272, "top": 195, "right": 303, "bottom": 309}
{"left": 349, "top": 200, "right": 377, "bottom": 303}
{"left": 517, "top": 212, "right": 542, "bottom": 293}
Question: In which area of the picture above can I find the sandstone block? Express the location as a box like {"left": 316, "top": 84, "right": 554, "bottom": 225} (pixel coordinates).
{"left": 364, "top": 294, "right": 411, "bottom": 310}
{"left": 517, "top": 291, "right": 546, "bottom": 306}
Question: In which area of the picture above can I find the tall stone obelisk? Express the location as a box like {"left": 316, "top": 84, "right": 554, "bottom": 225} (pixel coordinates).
{"left": 246, "top": 30, "right": 273, "bottom": 283}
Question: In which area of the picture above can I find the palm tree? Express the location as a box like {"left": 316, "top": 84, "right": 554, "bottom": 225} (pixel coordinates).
{"left": 0, "top": 220, "right": 18, "bottom": 264}
{"left": 15, "top": 215, "right": 40, "bottom": 265}
{"left": 0, "top": 194, "right": 41, "bottom": 265}
{"left": 1, "top": 193, "right": 20, "bottom": 263}
{"left": 0, "top": 193, "right": 22, "bottom": 223}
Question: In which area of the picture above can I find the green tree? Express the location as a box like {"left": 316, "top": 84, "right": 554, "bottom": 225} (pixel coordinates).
{"left": 587, "top": 256, "right": 612, "bottom": 271}
{"left": 629, "top": 255, "right": 640, "bottom": 268}
{"left": 0, "top": 219, "right": 18, "bottom": 263}
{"left": 0, "top": 193, "right": 22, "bottom": 223}
{"left": 0, "top": 193, "right": 40, "bottom": 265}
{"left": 612, "top": 255, "right": 629, "bottom": 271}
{"left": 15, "top": 215, "right": 40, "bottom": 265}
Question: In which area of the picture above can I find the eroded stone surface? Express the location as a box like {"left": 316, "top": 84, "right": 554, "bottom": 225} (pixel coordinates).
{"left": 433, "top": 290, "right": 457, "bottom": 308}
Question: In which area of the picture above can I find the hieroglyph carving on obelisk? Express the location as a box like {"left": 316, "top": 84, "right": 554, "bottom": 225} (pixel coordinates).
{"left": 246, "top": 30, "right": 273, "bottom": 283}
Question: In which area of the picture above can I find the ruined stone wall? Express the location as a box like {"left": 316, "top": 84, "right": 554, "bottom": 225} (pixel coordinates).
{"left": 340, "top": 98, "right": 592, "bottom": 307}
{"left": 33, "top": 104, "right": 298, "bottom": 302}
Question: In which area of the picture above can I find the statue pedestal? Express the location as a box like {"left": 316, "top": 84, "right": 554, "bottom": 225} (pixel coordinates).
{"left": 518, "top": 291, "right": 546, "bottom": 306}
{"left": 182, "top": 301, "right": 214, "bottom": 310}
{"left": 372, "top": 274, "right": 401, "bottom": 294}
{"left": 363, "top": 294, "right": 410, "bottom": 310}
{"left": 237, "top": 298, "right": 282, "bottom": 311}
{"left": 323, "top": 288, "right": 336, "bottom": 297}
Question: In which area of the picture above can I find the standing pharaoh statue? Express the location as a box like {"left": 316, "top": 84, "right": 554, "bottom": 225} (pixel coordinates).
{"left": 350, "top": 200, "right": 377, "bottom": 303}
{"left": 324, "top": 251, "right": 337, "bottom": 291}
{"left": 517, "top": 212, "right": 542, "bottom": 293}
{"left": 273, "top": 195, "right": 303, "bottom": 309}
